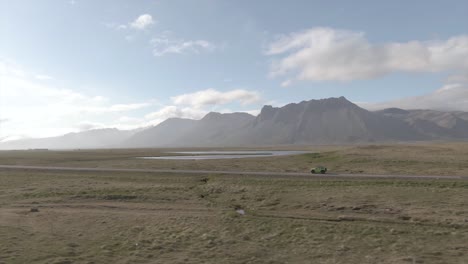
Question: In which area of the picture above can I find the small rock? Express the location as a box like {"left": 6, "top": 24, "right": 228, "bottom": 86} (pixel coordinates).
{"left": 337, "top": 245, "right": 350, "bottom": 251}
{"left": 30, "top": 207, "right": 39, "bottom": 213}
{"left": 67, "top": 243, "right": 79, "bottom": 248}
{"left": 200, "top": 177, "right": 209, "bottom": 183}
{"left": 236, "top": 209, "right": 245, "bottom": 215}
{"left": 398, "top": 215, "right": 412, "bottom": 221}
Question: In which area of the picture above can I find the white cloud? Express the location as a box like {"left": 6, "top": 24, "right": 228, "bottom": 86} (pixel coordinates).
{"left": 267, "top": 27, "right": 468, "bottom": 82}
{"left": 360, "top": 74, "right": 468, "bottom": 111}
{"left": 113, "top": 19, "right": 214, "bottom": 56}
{"left": 280, "top": 79, "right": 293, "bottom": 87}
{"left": 129, "top": 14, "right": 155, "bottom": 30}
{"left": 116, "top": 14, "right": 155, "bottom": 31}
{"left": 151, "top": 33, "right": 215, "bottom": 56}
{"left": 145, "top": 106, "right": 207, "bottom": 122}
{"left": 171, "top": 88, "right": 261, "bottom": 107}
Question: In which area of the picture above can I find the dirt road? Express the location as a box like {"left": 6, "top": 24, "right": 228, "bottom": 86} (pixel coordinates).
{"left": 0, "top": 164, "right": 465, "bottom": 180}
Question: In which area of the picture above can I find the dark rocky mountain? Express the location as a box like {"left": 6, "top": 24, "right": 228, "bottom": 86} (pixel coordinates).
{"left": 236, "top": 97, "right": 423, "bottom": 145}
{"left": 2, "top": 97, "right": 468, "bottom": 150}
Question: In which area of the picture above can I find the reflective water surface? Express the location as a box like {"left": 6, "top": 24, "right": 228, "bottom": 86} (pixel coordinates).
{"left": 138, "top": 150, "right": 308, "bottom": 160}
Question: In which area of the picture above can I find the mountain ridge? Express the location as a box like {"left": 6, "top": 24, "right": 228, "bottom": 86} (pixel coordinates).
{"left": 2, "top": 97, "right": 468, "bottom": 149}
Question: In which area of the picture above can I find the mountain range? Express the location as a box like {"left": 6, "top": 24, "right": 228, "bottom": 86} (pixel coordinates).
{"left": 2, "top": 97, "right": 468, "bottom": 150}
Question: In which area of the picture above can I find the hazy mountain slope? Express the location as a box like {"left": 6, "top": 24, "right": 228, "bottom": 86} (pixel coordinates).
{"left": 378, "top": 108, "right": 468, "bottom": 139}
{"left": 123, "top": 118, "right": 197, "bottom": 147}
{"left": 168, "top": 112, "right": 255, "bottom": 147}
{"left": 455, "top": 112, "right": 468, "bottom": 121}
{"left": 0, "top": 128, "right": 136, "bottom": 150}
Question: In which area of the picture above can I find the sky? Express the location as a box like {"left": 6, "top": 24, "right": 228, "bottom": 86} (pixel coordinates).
{"left": 1, "top": 0, "right": 468, "bottom": 140}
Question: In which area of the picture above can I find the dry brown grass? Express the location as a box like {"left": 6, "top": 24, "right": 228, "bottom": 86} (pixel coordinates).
{"left": 1, "top": 143, "right": 468, "bottom": 263}
{"left": 0, "top": 168, "right": 468, "bottom": 263}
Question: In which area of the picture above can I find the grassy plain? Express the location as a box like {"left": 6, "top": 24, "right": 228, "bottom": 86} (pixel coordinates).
{"left": 1, "top": 142, "right": 468, "bottom": 176}
{"left": 1, "top": 143, "right": 468, "bottom": 263}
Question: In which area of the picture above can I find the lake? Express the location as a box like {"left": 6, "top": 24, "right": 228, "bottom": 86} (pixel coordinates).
{"left": 138, "top": 150, "right": 308, "bottom": 160}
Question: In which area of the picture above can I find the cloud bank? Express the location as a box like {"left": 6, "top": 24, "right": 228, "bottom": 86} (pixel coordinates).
{"left": 171, "top": 88, "right": 261, "bottom": 107}
{"left": 267, "top": 27, "right": 468, "bottom": 84}
{"left": 145, "top": 106, "right": 207, "bottom": 121}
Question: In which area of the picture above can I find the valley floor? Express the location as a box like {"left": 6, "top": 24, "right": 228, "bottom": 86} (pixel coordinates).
{"left": 1, "top": 142, "right": 468, "bottom": 176}
{"left": 1, "top": 143, "right": 468, "bottom": 263}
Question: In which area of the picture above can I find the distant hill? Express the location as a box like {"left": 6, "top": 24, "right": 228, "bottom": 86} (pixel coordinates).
{"left": 123, "top": 112, "right": 255, "bottom": 147}
{"left": 0, "top": 128, "right": 136, "bottom": 150}
{"left": 2, "top": 97, "right": 468, "bottom": 150}
{"left": 377, "top": 108, "right": 468, "bottom": 139}
{"left": 123, "top": 118, "right": 197, "bottom": 148}
{"left": 169, "top": 112, "right": 255, "bottom": 147}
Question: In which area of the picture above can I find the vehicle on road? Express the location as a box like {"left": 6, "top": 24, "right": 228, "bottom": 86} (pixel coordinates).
{"left": 311, "top": 166, "right": 327, "bottom": 174}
